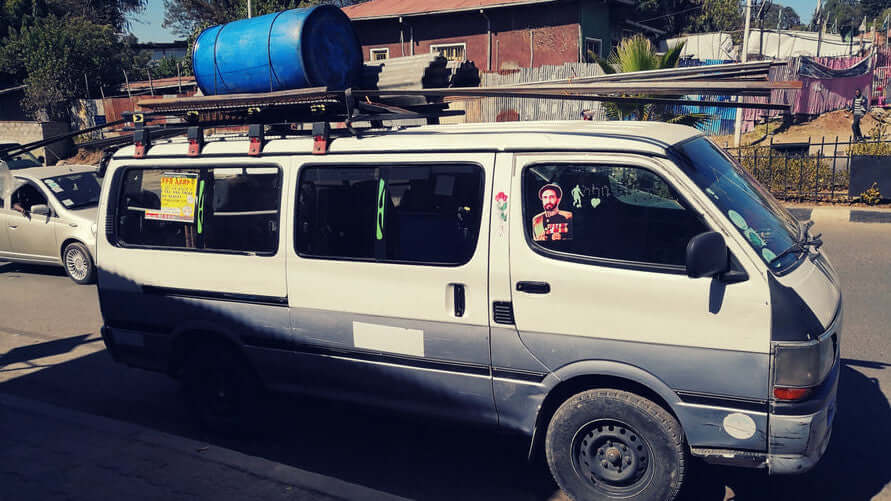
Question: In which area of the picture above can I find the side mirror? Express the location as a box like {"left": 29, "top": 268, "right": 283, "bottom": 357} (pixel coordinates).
{"left": 686, "top": 231, "right": 729, "bottom": 278}
{"left": 30, "top": 204, "right": 51, "bottom": 216}
{"left": 37, "top": 156, "right": 45, "bottom": 164}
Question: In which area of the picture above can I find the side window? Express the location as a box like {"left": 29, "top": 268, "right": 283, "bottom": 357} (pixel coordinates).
{"left": 523, "top": 164, "right": 708, "bottom": 267}
{"left": 115, "top": 166, "right": 282, "bottom": 254}
{"left": 11, "top": 183, "right": 47, "bottom": 213}
{"left": 296, "top": 164, "right": 483, "bottom": 265}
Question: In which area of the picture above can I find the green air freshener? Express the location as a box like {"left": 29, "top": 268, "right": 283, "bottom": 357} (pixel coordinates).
{"left": 197, "top": 180, "right": 206, "bottom": 234}
{"left": 376, "top": 178, "right": 385, "bottom": 240}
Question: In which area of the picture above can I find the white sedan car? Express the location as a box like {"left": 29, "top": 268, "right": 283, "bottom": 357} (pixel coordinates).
{"left": 0, "top": 164, "right": 99, "bottom": 284}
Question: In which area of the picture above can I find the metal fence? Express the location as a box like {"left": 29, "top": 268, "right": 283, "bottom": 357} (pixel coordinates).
{"left": 722, "top": 136, "right": 891, "bottom": 202}
{"left": 466, "top": 63, "right": 607, "bottom": 122}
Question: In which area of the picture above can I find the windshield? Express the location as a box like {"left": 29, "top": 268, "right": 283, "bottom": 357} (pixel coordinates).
{"left": 1, "top": 149, "right": 42, "bottom": 169}
{"left": 675, "top": 137, "right": 803, "bottom": 272}
{"left": 42, "top": 172, "right": 101, "bottom": 209}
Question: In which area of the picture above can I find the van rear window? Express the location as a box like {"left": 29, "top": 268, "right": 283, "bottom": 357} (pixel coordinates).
{"left": 114, "top": 166, "right": 282, "bottom": 255}
{"left": 296, "top": 164, "right": 483, "bottom": 265}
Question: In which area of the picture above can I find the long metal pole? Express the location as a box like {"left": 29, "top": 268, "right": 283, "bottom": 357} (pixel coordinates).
{"left": 734, "top": 0, "right": 753, "bottom": 147}
{"left": 247, "top": 0, "right": 252, "bottom": 18}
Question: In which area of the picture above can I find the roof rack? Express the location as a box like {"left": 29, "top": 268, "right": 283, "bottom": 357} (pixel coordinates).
{"left": 1, "top": 80, "right": 800, "bottom": 161}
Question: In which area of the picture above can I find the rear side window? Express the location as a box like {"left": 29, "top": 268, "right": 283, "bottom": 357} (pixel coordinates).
{"left": 296, "top": 164, "right": 483, "bottom": 265}
{"left": 115, "top": 166, "right": 282, "bottom": 254}
{"left": 523, "top": 164, "right": 707, "bottom": 267}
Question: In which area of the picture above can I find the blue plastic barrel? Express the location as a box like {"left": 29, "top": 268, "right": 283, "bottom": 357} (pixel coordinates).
{"left": 193, "top": 5, "right": 362, "bottom": 95}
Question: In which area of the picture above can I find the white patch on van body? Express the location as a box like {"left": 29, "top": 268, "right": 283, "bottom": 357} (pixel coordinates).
{"left": 353, "top": 321, "right": 424, "bottom": 357}
{"left": 723, "top": 413, "right": 757, "bottom": 440}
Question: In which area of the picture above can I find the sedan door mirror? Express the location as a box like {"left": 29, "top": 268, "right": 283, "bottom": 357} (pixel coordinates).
{"left": 30, "top": 204, "right": 51, "bottom": 216}
{"left": 686, "top": 231, "right": 729, "bottom": 278}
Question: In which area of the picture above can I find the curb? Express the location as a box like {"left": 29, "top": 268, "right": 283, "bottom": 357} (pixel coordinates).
{"left": 786, "top": 206, "right": 891, "bottom": 224}
{"left": 0, "top": 393, "right": 410, "bottom": 501}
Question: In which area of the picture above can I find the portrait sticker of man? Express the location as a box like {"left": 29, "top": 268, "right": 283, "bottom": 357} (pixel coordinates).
{"left": 532, "top": 183, "right": 573, "bottom": 241}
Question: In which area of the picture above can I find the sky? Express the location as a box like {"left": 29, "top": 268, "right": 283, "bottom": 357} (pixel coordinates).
{"left": 776, "top": 0, "right": 817, "bottom": 25}
{"left": 126, "top": 0, "right": 821, "bottom": 44}
{"left": 127, "top": 0, "right": 179, "bottom": 43}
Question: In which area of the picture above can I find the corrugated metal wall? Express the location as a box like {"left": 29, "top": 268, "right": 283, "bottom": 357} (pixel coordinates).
{"left": 470, "top": 63, "right": 607, "bottom": 123}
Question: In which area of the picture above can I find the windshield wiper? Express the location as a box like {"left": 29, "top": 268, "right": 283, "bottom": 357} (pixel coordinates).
{"left": 769, "top": 241, "right": 807, "bottom": 265}
{"left": 770, "top": 230, "right": 823, "bottom": 266}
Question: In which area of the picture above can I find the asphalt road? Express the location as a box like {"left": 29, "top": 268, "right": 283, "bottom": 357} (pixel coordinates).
{"left": 1, "top": 215, "right": 889, "bottom": 501}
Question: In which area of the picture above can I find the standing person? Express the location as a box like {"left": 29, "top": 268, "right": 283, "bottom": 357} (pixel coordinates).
{"left": 850, "top": 88, "right": 869, "bottom": 142}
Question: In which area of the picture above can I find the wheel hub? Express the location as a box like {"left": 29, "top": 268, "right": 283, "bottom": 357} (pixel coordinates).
{"left": 575, "top": 420, "right": 651, "bottom": 489}
{"left": 66, "top": 248, "right": 87, "bottom": 280}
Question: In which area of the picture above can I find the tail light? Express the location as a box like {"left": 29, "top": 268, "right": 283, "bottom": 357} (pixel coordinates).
{"left": 772, "top": 333, "right": 836, "bottom": 401}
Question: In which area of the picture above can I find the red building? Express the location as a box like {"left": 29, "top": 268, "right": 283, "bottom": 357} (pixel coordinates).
{"left": 343, "top": 0, "right": 649, "bottom": 72}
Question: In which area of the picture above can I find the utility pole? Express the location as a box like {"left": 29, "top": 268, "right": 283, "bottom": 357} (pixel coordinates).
{"left": 734, "top": 0, "right": 753, "bottom": 147}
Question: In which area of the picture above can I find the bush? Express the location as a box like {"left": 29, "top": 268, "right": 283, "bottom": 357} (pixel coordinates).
{"left": 859, "top": 182, "right": 882, "bottom": 206}
{"left": 851, "top": 123, "right": 891, "bottom": 155}
{"left": 734, "top": 147, "right": 848, "bottom": 200}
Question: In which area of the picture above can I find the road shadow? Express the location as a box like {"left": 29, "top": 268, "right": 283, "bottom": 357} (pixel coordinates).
{"left": 0, "top": 343, "right": 888, "bottom": 501}
{"left": 0, "top": 261, "right": 66, "bottom": 278}
{"left": 0, "top": 334, "right": 97, "bottom": 370}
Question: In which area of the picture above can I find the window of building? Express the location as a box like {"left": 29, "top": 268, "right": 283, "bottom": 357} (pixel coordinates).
{"left": 523, "top": 164, "right": 708, "bottom": 267}
{"left": 296, "top": 164, "right": 483, "bottom": 265}
{"left": 115, "top": 166, "right": 282, "bottom": 255}
{"left": 584, "top": 37, "right": 603, "bottom": 62}
{"left": 370, "top": 48, "right": 389, "bottom": 61}
{"left": 430, "top": 43, "right": 466, "bottom": 62}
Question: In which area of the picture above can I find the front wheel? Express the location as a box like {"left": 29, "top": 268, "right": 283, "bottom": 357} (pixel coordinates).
{"left": 63, "top": 242, "right": 95, "bottom": 284}
{"left": 545, "top": 389, "right": 687, "bottom": 501}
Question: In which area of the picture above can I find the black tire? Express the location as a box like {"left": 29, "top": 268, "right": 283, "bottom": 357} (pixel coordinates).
{"left": 184, "top": 341, "right": 261, "bottom": 435}
{"left": 63, "top": 242, "right": 95, "bottom": 284}
{"left": 545, "top": 389, "right": 686, "bottom": 501}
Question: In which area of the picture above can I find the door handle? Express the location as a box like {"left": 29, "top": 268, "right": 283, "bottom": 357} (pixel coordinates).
{"left": 452, "top": 283, "right": 465, "bottom": 317}
{"left": 516, "top": 281, "right": 550, "bottom": 294}
{"left": 8, "top": 224, "right": 17, "bottom": 229}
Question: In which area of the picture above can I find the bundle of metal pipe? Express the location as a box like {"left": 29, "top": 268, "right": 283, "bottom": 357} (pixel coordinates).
{"left": 504, "top": 60, "right": 778, "bottom": 88}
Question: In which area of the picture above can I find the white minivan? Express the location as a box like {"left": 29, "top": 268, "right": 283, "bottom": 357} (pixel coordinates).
{"left": 96, "top": 121, "right": 840, "bottom": 501}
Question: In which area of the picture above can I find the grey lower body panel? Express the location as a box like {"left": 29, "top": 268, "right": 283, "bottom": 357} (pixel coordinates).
{"left": 767, "top": 390, "right": 837, "bottom": 474}
{"left": 519, "top": 331, "right": 771, "bottom": 401}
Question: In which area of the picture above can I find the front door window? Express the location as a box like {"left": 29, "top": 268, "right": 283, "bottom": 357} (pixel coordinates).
{"left": 523, "top": 164, "right": 708, "bottom": 268}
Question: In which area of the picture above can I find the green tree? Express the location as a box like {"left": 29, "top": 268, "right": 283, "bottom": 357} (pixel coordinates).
{"left": 0, "top": 15, "right": 136, "bottom": 120}
{"left": 594, "top": 35, "right": 708, "bottom": 127}
{"left": 763, "top": 5, "right": 801, "bottom": 30}
{"left": 817, "top": 0, "right": 861, "bottom": 36}
{"left": 684, "top": 0, "right": 743, "bottom": 33}
{"left": 162, "top": 0, "right": 320, "bottom": 38}
{"left": 633, "top": 0, "right": 698, "bottom": 38}
{"left": 152, "top": 55, "right": 187, "bottom": 79}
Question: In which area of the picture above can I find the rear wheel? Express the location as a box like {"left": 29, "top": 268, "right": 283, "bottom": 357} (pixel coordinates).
{"left": 63, "top": 242, "right": 94, "bottom": 284}
{"left": 184, "top": 341, "right": 261, "bottom": 435}
{"left": 545, "top": 389, "right": 686, "bottom": 501}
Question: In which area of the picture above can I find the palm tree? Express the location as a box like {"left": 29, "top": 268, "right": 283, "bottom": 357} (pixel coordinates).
{"left": 592, "top": 34, "right": 708, "bottom": 127}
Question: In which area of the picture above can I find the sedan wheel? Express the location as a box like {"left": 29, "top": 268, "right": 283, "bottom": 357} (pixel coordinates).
{"left": 63, "top": 242, "right": 95, "bottom": 284}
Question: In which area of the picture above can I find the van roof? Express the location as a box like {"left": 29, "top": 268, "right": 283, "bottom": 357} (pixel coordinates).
{"left": 12, "top": 164, "right": 97, "bottom": 179}
{"left": 113, "top": 120, "right": 704, "bottom": 158}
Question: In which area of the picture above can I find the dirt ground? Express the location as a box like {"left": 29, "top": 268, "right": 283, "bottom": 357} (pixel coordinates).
{"left": 714, "top": 108, "right": 891, "bottom": 149}
{"left": 56, "top": 149, "right": 102, "bottom": 166}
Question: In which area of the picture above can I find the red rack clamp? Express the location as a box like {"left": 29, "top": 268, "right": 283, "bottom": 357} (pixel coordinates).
{"left": 187, "top": 126, "right": 204, "bottom": 157}
{"left": 132, "top": 114, "right": 150, "bottom": 159}
{"left": 312, "top": 122, "right": 330, "bottom": 155}
{"left": 133, "top": 130, "right": 150, "bottom": 159}
{"left": 248, "top": 124, "right": 264, "bottom": 156}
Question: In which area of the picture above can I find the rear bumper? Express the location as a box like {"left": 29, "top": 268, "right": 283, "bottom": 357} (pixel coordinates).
{"left": 100, "top": 325, "right": 172, "bottom": 373}
{"left": 99, "top": 325, "right": 119, "bottom": 362}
